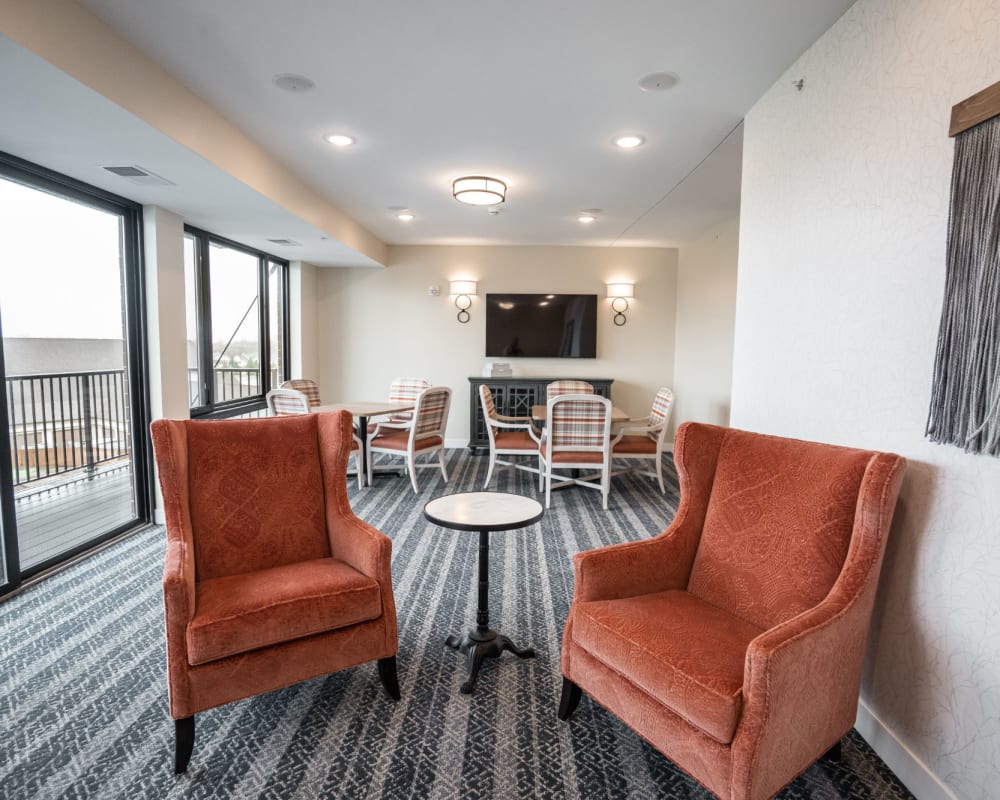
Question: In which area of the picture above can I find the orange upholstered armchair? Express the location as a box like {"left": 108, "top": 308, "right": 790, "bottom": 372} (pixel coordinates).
{"left": 150, "top": 411, "right": 399, "bottom": 774}
{"left": 558, "top": 422, "right": 905, "bottom": 800}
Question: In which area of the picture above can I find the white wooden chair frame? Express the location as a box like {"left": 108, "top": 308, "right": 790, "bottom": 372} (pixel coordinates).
{"left": 610, "top": 388, "right": 674, "bottom": 493}
{"left": 540, "top": 394, "right": 614, "bottom": 510}
{"left": 367, "top": 386, "right": 452, "bottom": 493}
{"left": 479, "top": 385, "right": 542, "bottom": 489}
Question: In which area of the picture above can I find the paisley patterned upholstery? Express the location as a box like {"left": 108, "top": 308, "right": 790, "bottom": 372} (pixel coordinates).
{"left": 559, "top": 422, "right": 907, "bottom": 800}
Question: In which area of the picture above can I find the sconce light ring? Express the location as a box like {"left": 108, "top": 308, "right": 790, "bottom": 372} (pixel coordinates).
{"left": 611, "top": 296, "right": 629, "bottom": 325}
{"left": 455, "top": 293, "right": 472, "bottom": 323}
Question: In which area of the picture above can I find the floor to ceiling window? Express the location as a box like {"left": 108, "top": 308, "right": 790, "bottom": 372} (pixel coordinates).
{"left": 184, "top": 226, "right": 289, "bottom": 417}
{"left": 0, "top": 152, "right": 149, "bottom": 596}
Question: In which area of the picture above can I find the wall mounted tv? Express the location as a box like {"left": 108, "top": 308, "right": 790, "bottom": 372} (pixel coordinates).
{"left": 485, "top": 293, "right": 597, "bottom": 358}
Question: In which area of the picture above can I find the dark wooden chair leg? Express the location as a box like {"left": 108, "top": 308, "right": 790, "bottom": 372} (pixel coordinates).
{"left": 558, "top": 677, "right": 583, "bottom": 720}
{"left": 378, "top": 656, "right": 401, "bottom": 701}
{"left": 823, "top": 740, "right": 843, "bottom": 763}
{"left": 174, "top": 716, "right": 195, "bottom": 774}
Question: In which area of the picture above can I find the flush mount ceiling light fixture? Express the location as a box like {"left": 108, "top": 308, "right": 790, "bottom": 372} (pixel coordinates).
{"left": 612, "top": 134, "right": 645, "bottom": 149}
{"left": 452, "top": 176, "right": 507, "bottom": 206}
{"left": 396, "top": 212, "right": 415, "bottom": 221}
{"left": 324, "top": 133, "right": 355, "bottom": 147}
{"left": 577, "top": 209, "right": 601, "bottom": 223}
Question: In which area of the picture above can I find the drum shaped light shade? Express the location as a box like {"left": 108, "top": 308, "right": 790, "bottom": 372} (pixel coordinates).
{"left": 452, "top": 176, "right": 507, "bottom": 205}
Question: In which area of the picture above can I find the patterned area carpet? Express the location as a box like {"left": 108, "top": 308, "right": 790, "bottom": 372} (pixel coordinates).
{"left": 1, "top": 450, "right": 915, "bottom": 799}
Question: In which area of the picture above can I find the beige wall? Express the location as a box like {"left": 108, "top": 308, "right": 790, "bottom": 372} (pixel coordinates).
{"left": 674, "top": 217, "right": 739, "bottom": 431}
{"left": 733, "top": 1, "right": 1000, "bottom": 798}
{"left": 289, "top": 261, "right": 320, "bottom": 382}
{"left": 317, "top": 245, "right": 678, "bottom": 443}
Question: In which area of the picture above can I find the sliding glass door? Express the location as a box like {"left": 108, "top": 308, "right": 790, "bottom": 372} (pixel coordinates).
{"left": 0, "top": 153, "right": 149, "bottom": 593}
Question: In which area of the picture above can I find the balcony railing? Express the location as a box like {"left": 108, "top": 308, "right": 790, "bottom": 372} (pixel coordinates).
{"left": 188, "top": 367, "right": 279, "bottom": 407}
{"left": 6, "top": 369, "right": 131, "bottom": 488}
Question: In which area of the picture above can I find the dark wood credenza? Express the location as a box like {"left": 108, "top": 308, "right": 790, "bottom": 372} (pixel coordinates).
{"left": 467, "top": 376, "right": 613, "bottom": 451}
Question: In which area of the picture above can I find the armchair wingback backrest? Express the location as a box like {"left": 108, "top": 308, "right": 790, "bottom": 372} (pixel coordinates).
{"left": 686, "top": 426, "right": 890, "bottom": 629}
{"left": 546, "top": 380, "right": 594, "bottom": 402}
{"left": 413, "top": 386, "right": 451, "bottom": 438}
{"left": 548, "top": 395, "right": 611, "bottom": 451}
{"left": 280, "top": 379, "right": 321, "bottom": 408}
{"left": 152, "top": 414, "right": 338, "bottom": 582}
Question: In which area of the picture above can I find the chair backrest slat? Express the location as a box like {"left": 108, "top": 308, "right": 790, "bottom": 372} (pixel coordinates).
{"left": 267, "top": 388, "right": 311, "bottom": 416}
{"left": 549, "top": 395, "right": 611, "bottom": 450}
{"left": 280, "top": 379, "right": 321, "bottom": 408}
{"left": 546, "top": 380, "right": 594, "bottom": 403}
{"left": 413, "top": 386, "right": 452, "bottom": 437}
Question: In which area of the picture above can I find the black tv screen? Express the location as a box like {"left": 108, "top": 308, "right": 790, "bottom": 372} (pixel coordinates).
{"left": 485, "top": 293, "right": 597, "bottom": 358}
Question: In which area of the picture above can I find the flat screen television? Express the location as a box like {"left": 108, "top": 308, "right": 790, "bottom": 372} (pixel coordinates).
{"left": 485, "top": 293, "right": 597, "bottom": 358}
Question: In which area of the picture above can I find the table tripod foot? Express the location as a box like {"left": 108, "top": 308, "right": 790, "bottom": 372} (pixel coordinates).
{"left": 499, "top": 635, "right": 535, "bottom": 659}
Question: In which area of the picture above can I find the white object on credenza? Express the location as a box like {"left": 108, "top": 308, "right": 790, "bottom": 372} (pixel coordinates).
{"left": 482, "top": 362, "right": 513, "bottom": 378}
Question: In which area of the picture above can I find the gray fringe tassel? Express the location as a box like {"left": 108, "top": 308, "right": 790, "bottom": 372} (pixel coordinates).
{"left": 926, "top": 115, "right": 1000, "bottom": 455}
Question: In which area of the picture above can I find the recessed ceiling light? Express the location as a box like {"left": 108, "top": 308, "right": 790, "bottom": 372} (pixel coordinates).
{"left": 577, "top": 212, "right": 598, "bottom": 223}
{"left": 638, "top": 72, "right": 679, "bottom": 92}
{"left": 324, "top": 133, "right": 355, "bottom": 147}
{"left": 273, "top": 73, "right": 315, "bottom": 93}
{"left": 396, "top": 212, "right": 415, "bottom": 221}
{"left": 613, "top": 134, "right": 645, "bottom": 149}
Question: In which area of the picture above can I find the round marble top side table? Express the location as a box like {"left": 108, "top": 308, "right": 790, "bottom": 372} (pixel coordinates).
{"left": 423, "top": 491, "right": 544, "bottom": 694}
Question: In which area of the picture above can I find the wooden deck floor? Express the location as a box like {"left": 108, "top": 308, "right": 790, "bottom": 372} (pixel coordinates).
{"left": 14, "top": 465, "right": 136, "bottom": 569}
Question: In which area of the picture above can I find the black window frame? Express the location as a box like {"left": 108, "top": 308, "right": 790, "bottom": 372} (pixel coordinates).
{"left": 184, "top": 225, "right": 290, "bottom": 418}
{"left": 0, "top": 150, "right": 151, "bottom": 596}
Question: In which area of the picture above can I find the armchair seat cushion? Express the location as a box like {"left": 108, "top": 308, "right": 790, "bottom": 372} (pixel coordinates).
{"left": 612, "top": 434, "right": 657, "bottom": 454}
{"left": 187, "top": 557, "right": 382, "bottom": 666}
{"left": 574, "top": 589, "right": 763, "bottom": 744}
{"left": 494, "top": 430, "right": 539, "bottom": 450}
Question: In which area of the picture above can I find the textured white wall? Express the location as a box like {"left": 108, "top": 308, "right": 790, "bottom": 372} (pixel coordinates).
{"left": 317, "top": 245, "right": 677, "bottom": 443}
{"left": 674, "top": 217, "right": 739, "bottom": 431}
{"left": 733, "top": 1, "right": 1000, "bottom": 798}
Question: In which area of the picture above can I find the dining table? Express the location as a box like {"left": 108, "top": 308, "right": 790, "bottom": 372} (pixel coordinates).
{"left": 313, "top": 401, "right": 415, "bottom": 486}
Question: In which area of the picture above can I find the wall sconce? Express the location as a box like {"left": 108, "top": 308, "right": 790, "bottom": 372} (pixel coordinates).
{"left": 606, "top": 282, "right": 635, "bottom": 326}
{"left": 449, "top": 280, "right": 478, "bottom": 323}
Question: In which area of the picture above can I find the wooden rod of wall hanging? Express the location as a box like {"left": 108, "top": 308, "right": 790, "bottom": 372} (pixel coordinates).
{"left": 950, "top": 79, "right": 1000, "bottom": 137}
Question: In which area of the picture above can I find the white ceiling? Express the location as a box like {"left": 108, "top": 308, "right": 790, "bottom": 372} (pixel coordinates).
{"left": 4, "top": 1, "right": 855, "bottom": 262}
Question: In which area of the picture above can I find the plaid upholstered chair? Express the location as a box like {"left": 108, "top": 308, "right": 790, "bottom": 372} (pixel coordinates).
{"left": 367, "top": 386, "right": 452, "bottom": 493}
{"left": 540, "top": 394, "right": 614, "bottom": 510}
{"left": 479, "top": 385, "right": 542, "bottom": 489}
{"left": 545, "top": 379, "right": 594, "bottom": 403}
{"left": 559, "top": 423, "right": 906, "bottom": 800}
{"left": 279, "top": 378, "right": 321, "bottom": 408}
{"left": 150, "top": 411, "right": 400, "bottom": 774}
{"left": 368, "top": 377, "right": 431, "bottom": 435}
{"left": 611, "top": 387, "right": 675, "bottom": 493}
{"left": 266, "top": 388, "right": 364, "bottom": 490}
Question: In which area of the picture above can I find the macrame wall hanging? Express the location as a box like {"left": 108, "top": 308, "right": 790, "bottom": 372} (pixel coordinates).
{"left": 926, "top": 80, "right": 1000, "bottom": 456}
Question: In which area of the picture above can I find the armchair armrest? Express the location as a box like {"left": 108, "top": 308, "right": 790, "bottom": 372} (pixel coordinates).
{"left": 573, "top": 422, "right": 727, "bottom": 603}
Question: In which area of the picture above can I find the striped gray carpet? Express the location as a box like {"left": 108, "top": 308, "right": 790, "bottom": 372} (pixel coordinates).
{"left": 1, "top": 450, "right": 914, "bottom": 799}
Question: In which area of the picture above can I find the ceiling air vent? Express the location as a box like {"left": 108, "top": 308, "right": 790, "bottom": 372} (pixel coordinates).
{"left": 266, "top": 238, "right": 302, "bottom": 247}
{"left": 102, "top": 165, "right": 174, "bottom": 186}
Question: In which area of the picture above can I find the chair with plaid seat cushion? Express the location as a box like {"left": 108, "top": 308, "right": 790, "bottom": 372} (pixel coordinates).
{"left": 540, "top": 393, "right": 613, "bottom": 510}
{"left": 545, "top": 380, "right": 594, "bottom": 403}
{"left": 368, "top": 377, "right": 432, "bottom": 435}
{"left": 611, "top": 387, "right": 675, "bottom": 493}
{"left": 367, "top": 386, "right": 452, "bottom": 493}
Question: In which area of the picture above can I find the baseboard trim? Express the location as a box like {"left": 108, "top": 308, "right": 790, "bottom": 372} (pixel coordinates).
{"left": 855, "top": 700, "right": 958, "bottom": 800}
{"left": 445, "top": 438, "right": 471, "bottom": 450}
